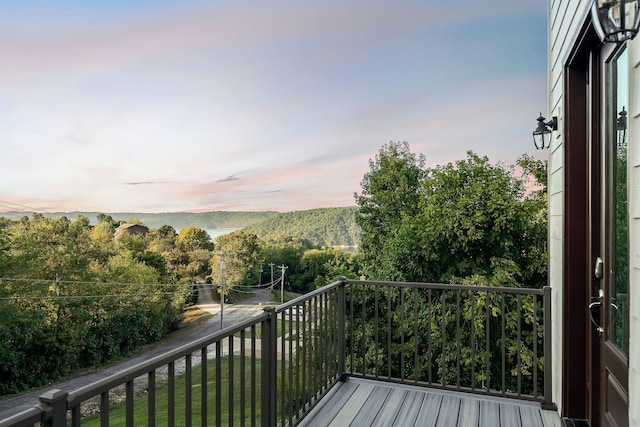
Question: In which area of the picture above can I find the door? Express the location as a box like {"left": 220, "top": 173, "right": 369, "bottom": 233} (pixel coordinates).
{"left": 563, "top": 23, "right": 601, "bottom": 422}
{"left": 565, "top": 22, "right": 630, "bottom": 426}
{"left": 559, "top": 23, "right": 603, "bottom": 426}
{"left": 597, "top": 43, "right": 630, "bottom": 427}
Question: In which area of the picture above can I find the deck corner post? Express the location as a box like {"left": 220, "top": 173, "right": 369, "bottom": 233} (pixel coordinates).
{"left": 38, "top": 389, "right": 67, "bottom": 427}
{"left": 542, "top": 285, "right": 555, "bottom": 410}
{"left": 261, "top": 306, "right": 278, "bottom": 426}
{"left": 338, "top": 281, "right": 346, "bottom": 377}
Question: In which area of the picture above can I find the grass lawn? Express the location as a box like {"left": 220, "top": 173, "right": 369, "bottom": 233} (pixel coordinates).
{"left": 81, "top": 356, "right": 262, "bottom": 426}
{"left": 244, "top": 321, "right": 297, "bottom": 340}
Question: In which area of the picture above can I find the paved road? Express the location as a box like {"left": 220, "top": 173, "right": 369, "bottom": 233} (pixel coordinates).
{"left": 0, "top": 285, "right": 272, "bottom": 421}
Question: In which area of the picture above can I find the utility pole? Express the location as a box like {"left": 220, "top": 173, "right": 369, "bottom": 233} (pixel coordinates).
{"left": 258, "top": 264, "right": 263, "bottom": 286}
{"left": 212, "top": 249, "right": 234, "bottom": 329}
{"left": 279, "top": 264, "right": 288, "bottom": 304}
{"left": 268, "top": 262, "right": 275, "bottom": 290}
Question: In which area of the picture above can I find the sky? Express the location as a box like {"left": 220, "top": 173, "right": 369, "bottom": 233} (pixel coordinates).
{"left": 0, "top": 0, "right": 549, "bottom": 214}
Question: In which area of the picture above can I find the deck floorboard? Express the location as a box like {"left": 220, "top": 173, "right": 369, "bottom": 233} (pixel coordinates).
{"left": 297, "top": 378, "right": 562, "bottom": 427}
{"left": 413, "top": 392, "right": 443, "bottom": 427}
{"left": 371, "top": 388, "right": 407, "bottom": 427}
{"left": 391, "top": 389, "right": 425, "bottom": 426}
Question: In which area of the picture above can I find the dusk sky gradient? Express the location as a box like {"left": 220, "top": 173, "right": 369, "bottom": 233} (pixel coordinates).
{"left": 0, "top": 0, "right": 549, "bottom": 213}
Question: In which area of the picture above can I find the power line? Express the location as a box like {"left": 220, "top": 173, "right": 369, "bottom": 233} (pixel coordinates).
{"left": 3, "top": 282, "right": 276, "bottom": 300}
{"left": 0, "top": 277, "right": 198, "bottom": 288}
{"left": 0, "top": 278, "right": 202, "bottom": 300}
{"left": 246, "top": 278, "right": 280, "bottom": 289}
{"left": 0, "top": 291, "right": 177, "bottom": 301}
{"left": 1, "top": 273, "right": 289, "bottom": 298}
{"left": 0, "top": 200, "right": 44, "bottom": 213}
{"left": 227, "top": 288, "right": 258, "bottom": 294}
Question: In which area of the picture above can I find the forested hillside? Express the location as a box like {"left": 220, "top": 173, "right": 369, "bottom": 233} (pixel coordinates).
{"left": 0, "top": 208, "right": 359, "bottom": 248}
{"left": 0, "top": 212, "right": 362, "bottom": 395}
{"left": 0, "top": 211, "right": 277, "bottom": 230}
{"left": 242, "top": 207, "right": 359, "bottom": 248}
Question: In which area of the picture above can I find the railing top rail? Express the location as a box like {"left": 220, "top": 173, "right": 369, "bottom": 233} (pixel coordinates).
{"left": 67, "top": 311, "right": 269, "bottom": 406}
{"left": 0, "top": 404, "right": 46, "bottom": 427}
{"left": 345, "top": 279, "right": 547, "bottom": 296}
{"left": 271, "top": 279, "right": 344, "bottom": 314}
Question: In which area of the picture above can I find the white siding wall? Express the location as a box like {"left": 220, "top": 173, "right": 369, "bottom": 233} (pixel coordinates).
{"left": 548, "top": 1, "right": 640, "bottom": 425}
{"left": 548, "top": 0, "right": 592, "bottom": 415}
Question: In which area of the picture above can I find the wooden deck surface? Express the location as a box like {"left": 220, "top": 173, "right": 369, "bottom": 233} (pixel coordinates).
{"left": 297, "top": 378, "right": 563, "bottom": 427}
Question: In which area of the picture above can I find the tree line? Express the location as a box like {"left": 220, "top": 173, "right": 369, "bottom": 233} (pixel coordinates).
{"left": 355, "top": 142, "right": 547, "bottom": 289}
{"left": 0, "top": 211, "right": 278, "bottom": 231}
{"left": 348, "top": 142, "right": 548, "bottom": 395}
{"left": 243, "top": 207, "right": 359, "bottom": 248}
{"left": 0, "top": 141, "right": 547, "bottom": 396}
{"left": 0, "top": 214, "right": 361, "bottom": 395}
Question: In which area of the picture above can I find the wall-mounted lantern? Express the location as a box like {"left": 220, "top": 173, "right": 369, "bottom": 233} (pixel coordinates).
{"left": 592, "top": 0, "right": 640, "bottom": 43}
{"left": 532, "top": 113, "right": 558, "bottom": 150}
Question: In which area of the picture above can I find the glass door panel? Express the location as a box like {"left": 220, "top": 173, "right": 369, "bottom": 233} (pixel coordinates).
{"left": 607, "top": 46, "right": 629, "bottom": 357}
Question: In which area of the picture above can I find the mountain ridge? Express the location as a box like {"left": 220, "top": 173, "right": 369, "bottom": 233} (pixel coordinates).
{"left": 0, "top": 207, "right": 359, "bottom": 247}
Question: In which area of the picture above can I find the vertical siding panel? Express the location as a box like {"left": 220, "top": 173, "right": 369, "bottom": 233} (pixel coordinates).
{"left": 548, "top": 0, "right": 565, "bottom": 399}
{"left": 628, "top": 36, "right": 640, "bottom": 427}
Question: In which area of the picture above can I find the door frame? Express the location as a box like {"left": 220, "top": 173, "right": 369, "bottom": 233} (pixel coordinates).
{"left": 563, "top": 16, "right": 631, "bottom": 426}
{"left": 563, "top": 19, "right": 603, "bottom": 423}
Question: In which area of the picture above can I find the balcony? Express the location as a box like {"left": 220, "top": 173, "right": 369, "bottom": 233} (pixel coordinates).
{"left": 0, "top": 279, "right": 561, "bottom": 427}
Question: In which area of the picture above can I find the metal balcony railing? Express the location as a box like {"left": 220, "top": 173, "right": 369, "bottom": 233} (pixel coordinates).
{"left": 344, "top": 280, "right": 553, "bottom": 408}
{"left": 0, "top": 279, "right": 553, "bottom": 427}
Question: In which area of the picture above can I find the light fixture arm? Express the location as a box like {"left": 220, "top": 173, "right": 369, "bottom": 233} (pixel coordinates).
{"left": 541, "top": 115, "right": 558, "bottom": 132}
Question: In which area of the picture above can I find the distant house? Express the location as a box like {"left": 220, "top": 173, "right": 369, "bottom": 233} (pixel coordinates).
{"left": 114, "top": 223, "right": 149, "bottom": 239}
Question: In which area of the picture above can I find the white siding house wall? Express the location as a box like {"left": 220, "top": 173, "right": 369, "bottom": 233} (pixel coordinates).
{"left": 548, "top": 0, "right": 591, "bottom": 416}
{"left": 548, "top": 1, "right": 640, "bottom": 425}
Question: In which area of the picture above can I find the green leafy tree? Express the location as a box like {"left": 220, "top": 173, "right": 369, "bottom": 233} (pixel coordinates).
{"left": 89, "top": 222, "right": 118, "bottom": 266}
{"left": 134, "top": 250, "right": 168, "bottom": 279}
{"left": 381, "top": 151, "right": 546, "bottom": 288}
{"left": 116, "top": 232, "right": 148, "bottom": 255}
{"left": 260, "top": 235, "right": 316, "bottom": 292}
{"left": 4, "top": 215, "right": 95, "bottom": 281}
{"left": 517, "top": 154, "right": 548, "bottom": 196}
{"left": 0, "top": 298, "right": 58, "bottom": 394}
{"left": 175, "top": 226, "right": 214, "bottom": 252}
{"left": 350, "top": 148, "right": 549, "bottom": 396}
{"left": 516, "top": 154, "right": 548, "bottom": 285}
{"left": 101, "top": 252, "right": 160, "bottom": 284}
{"left": 96, "top": 213, "right": 119, "bottom": 233}
{"left": 173, "top": 249, "right": 211, "bottom": 281}
{"left": 211, "top": 231, "right": 261, "bottom": 294}
{"left": 354, "top": 141, "right": 426, "bottom": 279}
{"left": 300, "top": 248, "right": 361, "bottom": 289}
{"left": 147, "top": 224, "right": 178, "bottom": 253}
{"left": 0, "top": 220, "right": 10, "bottom": 277}
{"left": 0, "top": 215, "right": 190, "bottom": 394}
